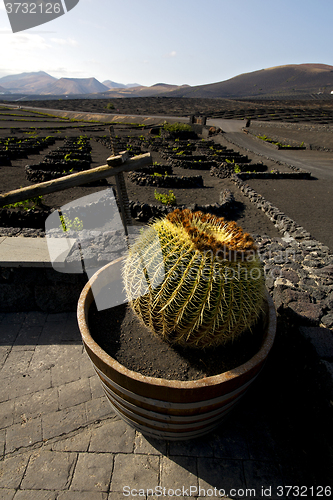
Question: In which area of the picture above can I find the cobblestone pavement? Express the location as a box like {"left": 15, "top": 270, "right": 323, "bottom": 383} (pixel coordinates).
{"left": 0, "top": 310, "right": 332, "bottom": 500}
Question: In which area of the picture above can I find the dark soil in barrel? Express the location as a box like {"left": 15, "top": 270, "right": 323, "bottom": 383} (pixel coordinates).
{"left": 88, "top": 300, "right": 266, "bottom": 381}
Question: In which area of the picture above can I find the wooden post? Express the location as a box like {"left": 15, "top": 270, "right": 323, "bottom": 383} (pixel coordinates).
{"left": 109, "top": 126, "right": 132, "bottom": 234}
{"left": 0, "top": 152, "right": 152, "bottom": 207}
{"left": 109, "top": 125, "right": 117, "bottom": 156}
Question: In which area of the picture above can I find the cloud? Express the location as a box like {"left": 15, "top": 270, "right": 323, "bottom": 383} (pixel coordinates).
{"left": 0, "top": 32, "right": 51, "bottom": 75}
{"left": 50, "top": 37, "right": 78, "bottom": 46}
{"left": 4, "top": 32, "right": 51, "bottom": 50}
{"left": 23, "top": 30, "right": 57, "bottom": 33}
{"left": 47, "top": 67, "right": 90, "bottom": 78}
{"left": 164, "top": 50, "right": 177, "bottom": 58}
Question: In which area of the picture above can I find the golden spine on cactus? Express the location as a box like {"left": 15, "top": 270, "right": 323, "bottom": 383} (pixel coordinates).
{"left": 123, "top": 209, "right": 266, "bottom": 348}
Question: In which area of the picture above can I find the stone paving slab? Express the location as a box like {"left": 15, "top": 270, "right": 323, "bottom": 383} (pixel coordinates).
{"left": 0, "top": 237, "right": 52, "bottom": 267}
{"left": 21, "top": 450, "right": 77, "bottom": 490}
{"left": 0, "top": 311, "right": 332, "bottom": 499}
{"left": 6, "top": 417, "right": 42, "bottom": 454}
{"left": 70, "top": 452, "right": 113, "bottom": 492}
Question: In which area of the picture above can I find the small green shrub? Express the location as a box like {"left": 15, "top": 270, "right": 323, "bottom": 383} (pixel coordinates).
{"left": 64, "top": 153, "right": 81, "bottom": 163}
{"left": 59, "top": 214, "right": 83, "bottom": 232}
{"left": 163, "top": 122, "right": 192, "bottom": 133}
{"left": 257, "top": 135, "right": 295, "bottom": 148}
{"left": 154, "top": 190, "right": 177, "bottom": 205}
{"left": 4, "top": 195, "right": 43, "bottom": 211}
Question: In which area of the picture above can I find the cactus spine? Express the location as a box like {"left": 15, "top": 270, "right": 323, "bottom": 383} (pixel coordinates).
{"left": 123, "top": 209, "right": 266, "bottom": 348}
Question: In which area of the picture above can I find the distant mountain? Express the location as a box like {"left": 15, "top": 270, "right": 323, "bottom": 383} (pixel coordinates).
{"left": 0, "top": 72, "right": 141, "bottom": 95}
{"left": 102, "top": 83, "right": 190, "bottom": 98}
{"left": 0, "top": 85, "right": 10, "bottom": 94}
{"left": 102, "top": 81, "right": 142, "bottom": 89}
{"left": 0, "top": 71, "right": 57, "bottom": 93}
{"left": 40, "top": 77, "right": 109, "bottom": 95}
{"left": 0, "top": 71, "right": 187, "bottom": 97}
{"left": 1, "top": 64, "right": 332, "bottom": 99}
{"left": 102, "top": 81, "right": 126, "bottom": 89}
{"left": 165, "top": 64, "right": 333, "bottom": 99}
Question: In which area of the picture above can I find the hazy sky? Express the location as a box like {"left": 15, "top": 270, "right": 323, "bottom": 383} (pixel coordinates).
{"left": 0, "top": 0, "right": 332, "bottom": 86}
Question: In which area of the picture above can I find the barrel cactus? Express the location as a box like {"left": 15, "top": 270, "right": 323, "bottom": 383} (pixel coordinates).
{"left": 123, "top": 209, "right": 266, "bottom": 349}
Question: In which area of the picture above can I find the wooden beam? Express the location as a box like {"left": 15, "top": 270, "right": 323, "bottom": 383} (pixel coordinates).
{"left": 0, "top": 152, "right": 152, "bottom": 207}
{"left": 107, "top": 130, "right": 132, "bottom": 232}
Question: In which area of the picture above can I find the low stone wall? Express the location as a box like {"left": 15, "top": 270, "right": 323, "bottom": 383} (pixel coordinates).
{"left": 0, "top": 207, "right": 51, "bottom": 229}
{"left": 128, "top": 171, "right": 204, "bottom": 188}
{"left": 25, "top": 160, "right": 90, "bottom": 182}
{"left": 25, "top": 166, "right": 72, "bottom": 183}
{"left": 210, "top": 162, "right": 269, "bottom": 179}
{"left": 235, "top": 171, "right": 312, "bottom": 180}
{"left": 129, "top": 189, "right": 236, "bottom": 222}
{"left": 0, "top": 227, "right": 45, "bottom": 237}
{"left": 136, "top": 164, "right": 173, "bottom": 176}
{"left": 210, "top": 163, "right": 235, "bottom": 179}
{"left": 168, "top": 159, "right": 218, "bottom": 170}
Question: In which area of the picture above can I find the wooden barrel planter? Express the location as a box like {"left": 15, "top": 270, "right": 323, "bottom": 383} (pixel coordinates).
{"left": 77, "top": 258, "right": 277, "bottom": 440}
